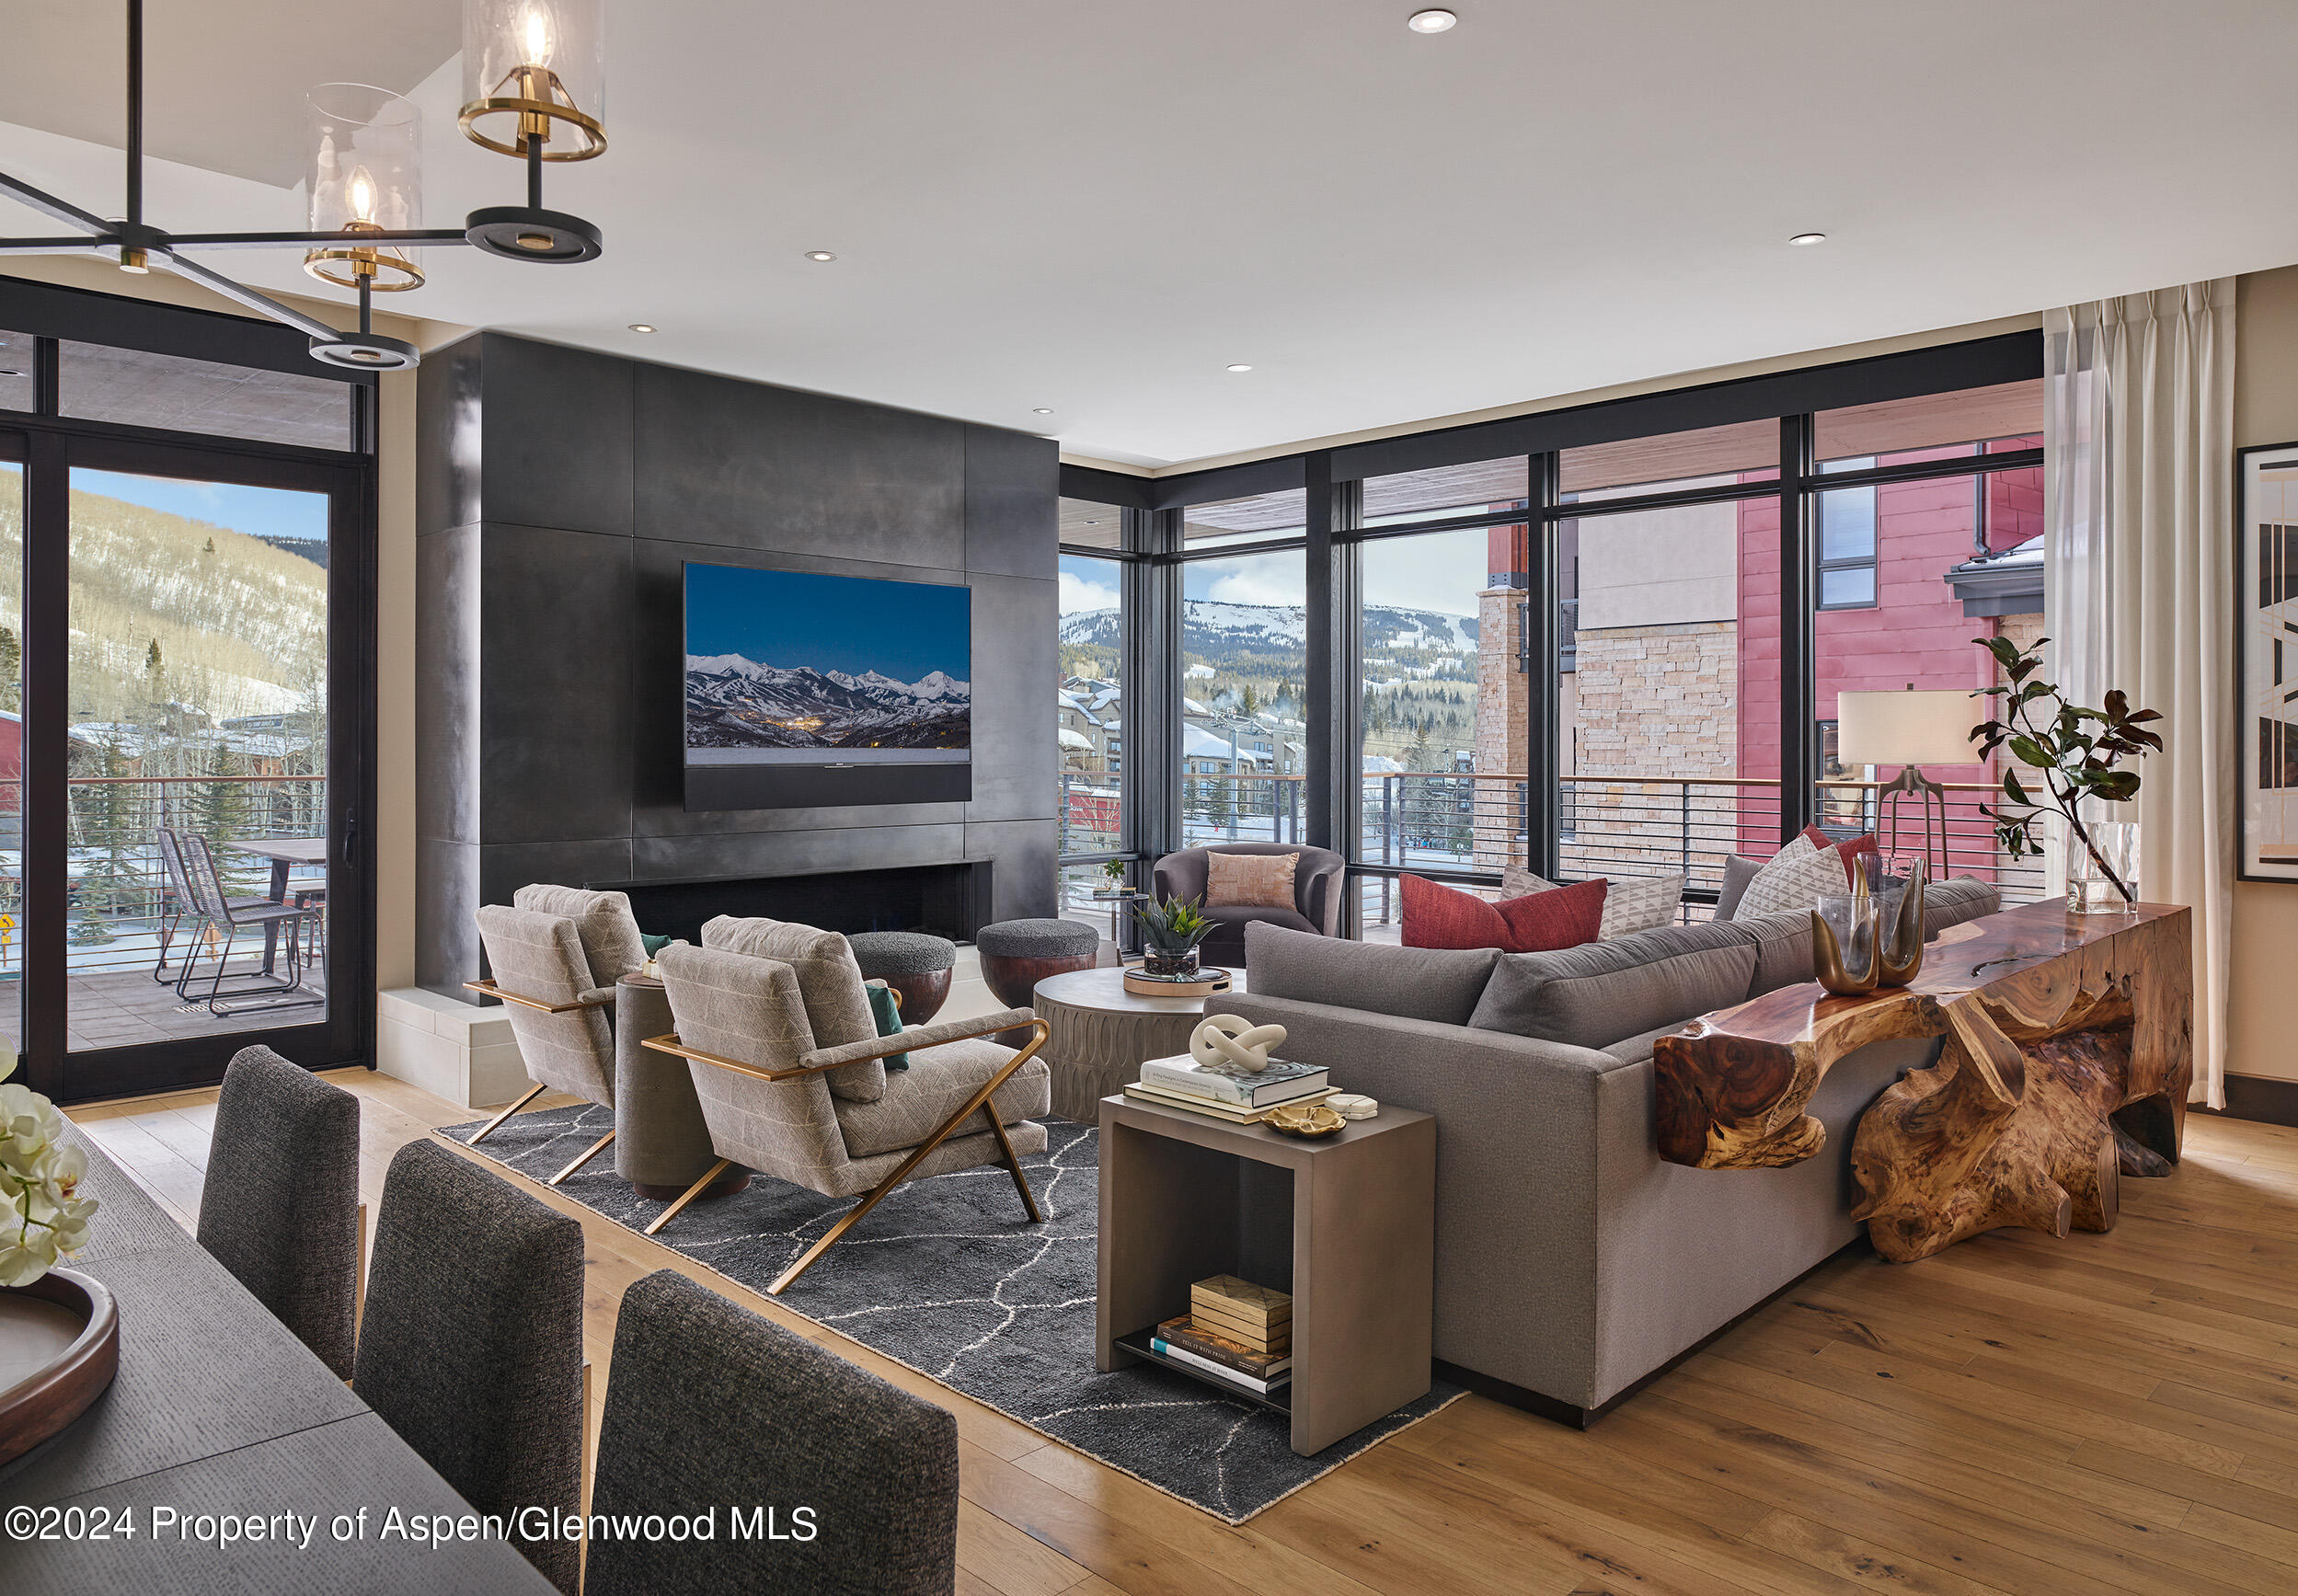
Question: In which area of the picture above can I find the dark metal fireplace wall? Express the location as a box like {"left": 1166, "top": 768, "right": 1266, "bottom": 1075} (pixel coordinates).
{"left": 609, "top": 862, "right": 994, "bottom": 947}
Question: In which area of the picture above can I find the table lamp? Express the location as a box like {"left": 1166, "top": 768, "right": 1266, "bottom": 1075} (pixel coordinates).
{"left": 1834, "top": 685, "right": 1982, "bottom": 882}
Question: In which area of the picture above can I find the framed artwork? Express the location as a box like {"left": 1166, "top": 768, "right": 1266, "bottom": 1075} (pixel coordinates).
{"left": 2237, "top": 440, "right": 2298, "bottom": 882}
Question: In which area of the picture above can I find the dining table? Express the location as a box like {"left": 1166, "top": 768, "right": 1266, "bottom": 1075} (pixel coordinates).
{"left": 0, "top": 1126, "right": 558, "bottom": 1593}
{"left": 224, "top": 837, "right": 327, "bottom": 977}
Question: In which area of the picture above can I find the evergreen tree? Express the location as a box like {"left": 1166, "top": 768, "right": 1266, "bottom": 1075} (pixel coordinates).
{"left": 1237, "top": 683, "right": 1260, "bottom": 720}
{"left": 197, "top": 744, "right": 259, "bottom": 894}
{"left": 0, "top": 625, "right": 18, "bottom": 713}
{"left": 75, "top": 737, "right": 143, "bottom": 927}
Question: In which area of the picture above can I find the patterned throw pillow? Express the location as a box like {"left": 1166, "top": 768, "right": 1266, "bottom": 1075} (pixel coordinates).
{"left": 1204, "top": 851, "right": 1300, "bottom": 910}
{"left": 1500, "top": 867, "right": 1683, "bottom": 941}
{"left": 1736, "top": 834, "right": 1850, "bottom": 919}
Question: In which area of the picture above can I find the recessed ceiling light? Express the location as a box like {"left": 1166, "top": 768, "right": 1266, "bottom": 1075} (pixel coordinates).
{"left": 1225, "top": 363, "right": 1254, "bottom": 373}
{"left": 804, "top": 250, "right": 837, "bottom": 262}
{"left": 627, "top": 323, "right": 656, "bottom": 333}
{"left": 0, "top": 369, "right": 21, "bottom": 378}
{"left": 1407, "top": 8, "right": 1458, "bottom": 32}
{"left": 1787, "top": 232, "right": 1827, "bottom": 247}
{"left": 1032, "top": 408, "right": 1054, "bottom": 415}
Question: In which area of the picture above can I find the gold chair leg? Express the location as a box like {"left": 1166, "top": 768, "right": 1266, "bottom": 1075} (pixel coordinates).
{"left": 642, "top": 1158, "right": 732, "bottom": 1236}
{"left": 548, "top": 1129, "right": 617, "bottom": 1187}
{"left": 767, "top": 1020, "right": 1051, "bottom": 1296}
{"left": 467, "top": 1082, "right": 546, "bottom": 1145}
{"left": 983, "top": 1112, "right": 1043, "bottom": 1223}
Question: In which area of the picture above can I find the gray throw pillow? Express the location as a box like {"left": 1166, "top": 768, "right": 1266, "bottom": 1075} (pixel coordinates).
{"left": 1466, "top": 921, "right": 1759, "bottom": 1051}
{"left": 1243, "top": 922, "right": 1499, "bottom": 1027}
{"left": 1713, "top": 854, "right": 1763, "bottom": 922}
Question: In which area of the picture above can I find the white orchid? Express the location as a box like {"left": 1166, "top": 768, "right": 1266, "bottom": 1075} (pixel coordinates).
{"left": 0, "top": 1043, "right": 98, "bottom": 1286}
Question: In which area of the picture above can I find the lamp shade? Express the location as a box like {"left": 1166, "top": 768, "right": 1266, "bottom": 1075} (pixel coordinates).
{"left": 304, "top": 85, "right": 423, "bottom": 291}
{"left": 1835, "top": 688, "right": 1982, "bottom": 768}
{"left": 460, "top": 0, "right": 606, "bottom": 158}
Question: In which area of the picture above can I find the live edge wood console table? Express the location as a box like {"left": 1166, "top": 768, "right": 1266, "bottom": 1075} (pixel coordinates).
{"left": 1654, "top": 900, "right": 2192, "bottom": 1262}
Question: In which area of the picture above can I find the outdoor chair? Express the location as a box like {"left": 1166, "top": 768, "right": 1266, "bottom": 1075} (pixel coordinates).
{"left": 172, "top": 831, "right": 324, "bottom": 1016}
{"left": 643, "top": 918, "right": 1051, "bottom": 1294}
{"left": 151, "top": 826, "right": 270, "bottom": 985}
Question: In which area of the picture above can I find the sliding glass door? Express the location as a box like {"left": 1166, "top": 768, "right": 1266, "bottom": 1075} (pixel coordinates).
{"left": 6, "top": 430, "right": 371, "bottom": 1102}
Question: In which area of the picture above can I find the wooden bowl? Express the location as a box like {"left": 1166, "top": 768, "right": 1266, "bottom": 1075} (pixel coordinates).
{"left": 1263, "top": 1102, "right": 1346, "bottom": 1139}
{"left": 0, "top": 1268, "right": 120, "bottom": 1467}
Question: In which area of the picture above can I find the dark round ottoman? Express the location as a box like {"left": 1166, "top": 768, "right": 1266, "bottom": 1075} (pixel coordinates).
{"left": 975, "top": 918, "right": 1099, "bottom": 1044}
{"left": 846, "top": 930, "right": 958, "bottom": 1024}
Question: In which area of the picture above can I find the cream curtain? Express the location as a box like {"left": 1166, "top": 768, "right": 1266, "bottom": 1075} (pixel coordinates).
{"left": 2042, "top": 282, "right": 2236, "bottom": 1107}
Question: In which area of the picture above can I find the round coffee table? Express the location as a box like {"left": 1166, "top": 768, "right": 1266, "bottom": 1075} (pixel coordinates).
{"left": 1032, "top": 964, "right": 1250, "bottom": 1122}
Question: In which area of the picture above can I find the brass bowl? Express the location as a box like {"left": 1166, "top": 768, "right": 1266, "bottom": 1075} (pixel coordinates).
{"left": 1263, "top": 1102, "right": 1346, "bottom": 1139}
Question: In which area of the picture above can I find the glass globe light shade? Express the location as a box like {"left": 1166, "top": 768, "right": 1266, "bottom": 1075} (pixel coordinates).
{"left": 304, "top": 85, "right": 424, "bottom": 291}
{"left": 460, "top": 0, "right": 607, "bottom": 159}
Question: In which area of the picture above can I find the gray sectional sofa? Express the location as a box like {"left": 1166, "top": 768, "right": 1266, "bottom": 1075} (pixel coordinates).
{"left": 1225, "top": 879, "right": 1999, "bottom": 1424}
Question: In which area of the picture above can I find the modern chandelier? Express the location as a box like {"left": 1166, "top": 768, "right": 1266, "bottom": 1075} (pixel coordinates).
{"left": 0, "top": 0, "right": 608, "bottom": 372}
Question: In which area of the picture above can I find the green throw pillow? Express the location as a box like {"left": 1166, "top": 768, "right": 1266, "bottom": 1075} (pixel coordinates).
{"left": 866, "top": 982, "right": 911, "bottom": 1071}
{"left": 640, "top": 932, "right": 672, "bottom": 958}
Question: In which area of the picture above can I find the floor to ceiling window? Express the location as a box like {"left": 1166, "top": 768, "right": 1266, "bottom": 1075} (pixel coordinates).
{"left": 0, "top": 287, "right": 376, "bottom": 1104}
{"left": 1178, "top": 534, "right": 1307, "bottom": 852}
{"left": 1055, "top": 497, "right": 1136, "bottom": 940}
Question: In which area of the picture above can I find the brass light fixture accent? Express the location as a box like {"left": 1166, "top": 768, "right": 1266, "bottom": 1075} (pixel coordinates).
{"left": 0, "top": 0, "right": 611, "bottom": 371}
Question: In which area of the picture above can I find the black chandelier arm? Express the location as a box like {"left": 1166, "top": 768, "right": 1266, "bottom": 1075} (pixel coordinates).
{"left": 0, "top": 236, "right": 121, "bottom": 256}
{"left": 162, "top": 228, "right": 474, "bottom": 251}
{"left": 0, "top": 170, "right": 120, "bottom": 239}
{"left": 157, "top": 252, "right": 342, "bottom": 343}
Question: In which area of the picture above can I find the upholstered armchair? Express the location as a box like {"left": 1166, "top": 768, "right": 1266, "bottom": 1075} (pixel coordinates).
{"left": 1152, "top": 843, "right": 1346, "bottom": 970}
{"left": 645, "top": 925, "right": 1052, "bottom": 1295}
{"left": 466, "top": 902, "right": 621, "bottom": 1186}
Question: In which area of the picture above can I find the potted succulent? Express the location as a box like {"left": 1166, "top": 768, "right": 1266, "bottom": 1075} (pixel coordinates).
{"left": 1100, "top": 859, "right": 1127, "bottom": 887}
{"left": 1972, "top": 636, "right": 2163, "bottom": 913}
{"left": 1134, "top": 894, "right": 1214, "bottom": 980}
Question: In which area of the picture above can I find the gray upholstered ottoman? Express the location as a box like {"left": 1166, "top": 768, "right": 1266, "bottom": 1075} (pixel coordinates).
{"left": 975, "top": 918, "right": 1098, "bottom": 1045}
{"left": 847, "top": 930, "right": 958, "bottom": 1024}
{"left": 614, "top": 975, "right": 750, "bottom": 1201}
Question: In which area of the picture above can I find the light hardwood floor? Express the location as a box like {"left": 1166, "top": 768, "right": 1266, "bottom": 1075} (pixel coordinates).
{"left": 68, "top": 1074, "right": 2298, "bottom": 1596}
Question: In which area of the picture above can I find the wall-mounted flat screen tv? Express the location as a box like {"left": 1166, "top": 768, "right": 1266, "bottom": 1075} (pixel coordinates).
{"left": 684, "top": 562, "right": 972, "bottom": 810}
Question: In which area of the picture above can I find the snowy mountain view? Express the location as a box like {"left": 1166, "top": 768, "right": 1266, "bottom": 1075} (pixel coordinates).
{"left": 684, "top": 655, "right": 971, "bottom": 761}
{"left": 1061, "top": 598, "right": 1476, "bottom": 670}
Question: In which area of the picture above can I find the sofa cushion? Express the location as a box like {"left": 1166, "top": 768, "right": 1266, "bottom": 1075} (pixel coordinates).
{"left": 1925, "top": 878, "right": 1999, "bottom": 935}
{"left": 701, "top": 914, "right": 885, "bottom": 1102}
{"left": 1244, "top": 921, "right": 1500, "bottom": 1027}
{"left": 1466, "top": 920, "right": 1759, "bottom": 1051}
{"left": 1404, "top": 873, "right": 1605, "bottom": 953}
{"left": 1714, "top": 854, "right": 1762, "bottom": 922}
{"left": 833, "top": 1037, "right": 1050, "bottom": 1159}
{"left": 1735, "top": 910, "right": 1816, "bottom": 996}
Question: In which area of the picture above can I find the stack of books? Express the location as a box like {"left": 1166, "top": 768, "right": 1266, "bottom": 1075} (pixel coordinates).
{"left": 1123, "top": 1051, "right": 1331, "bottom": 1122}
{"left": 1146, "top": 1275, "right": 1295, "bottom": 1396}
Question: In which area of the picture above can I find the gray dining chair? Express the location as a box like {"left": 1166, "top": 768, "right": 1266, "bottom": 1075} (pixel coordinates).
{"left": 355, "top": 1139, "right": 585, "bottom": 1594}
{"left": 196, "top": 1045, "right": 362, "bottom": 1379}
{"left": 585, "top": 1269, "right": 959, "bottom": 1596}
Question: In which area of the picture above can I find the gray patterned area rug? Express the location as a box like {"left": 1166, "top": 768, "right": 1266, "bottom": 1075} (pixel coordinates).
{"left": 438, "top": 1104, "right": 1460, "bottom": 1523}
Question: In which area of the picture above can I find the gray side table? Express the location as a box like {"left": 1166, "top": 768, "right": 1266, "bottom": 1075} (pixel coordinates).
{"left": 615, "top": 974, "right": 750, "bottom": 1201}
{"left": 1096, "top": 1094, "right": 1434, "bottom": 1456}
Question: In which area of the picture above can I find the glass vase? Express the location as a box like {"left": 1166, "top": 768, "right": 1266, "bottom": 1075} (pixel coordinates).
{"left": 1143, "top": 946, "right": 1201, "bottom": 981}
{"left": 2065, "top": 819, "right": 2140, "bottom": 914}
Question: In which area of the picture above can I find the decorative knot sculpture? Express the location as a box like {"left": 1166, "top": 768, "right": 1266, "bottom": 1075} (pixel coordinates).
{"left": 1190, "top": 1014, "right": 1286, "bottom": 1074}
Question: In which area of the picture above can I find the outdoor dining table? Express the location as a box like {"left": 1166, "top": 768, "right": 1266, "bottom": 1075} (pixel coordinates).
{"left": 223, "top": 838, "right": 327, "bottom": 977}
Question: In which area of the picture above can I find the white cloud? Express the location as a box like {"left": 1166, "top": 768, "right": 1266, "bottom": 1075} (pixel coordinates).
{"left": 1059, "top": 569, "right": 1120, "bottom": 615}
{"left": 1200, "top": 561, "right": 1306, "bottom": 607}
{"left": 1358, "top": 527, "right": 1489, "bottom": 617}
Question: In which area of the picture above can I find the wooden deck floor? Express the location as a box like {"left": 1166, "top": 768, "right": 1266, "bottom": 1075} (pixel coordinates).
{"left": 69, "top": 1074, "right": 2298, "bottom": 1596}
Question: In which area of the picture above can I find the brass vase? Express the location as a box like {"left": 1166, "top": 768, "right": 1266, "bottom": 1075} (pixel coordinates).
{"left": 1811, "top": 856, "right": 1926, "bottom": 995}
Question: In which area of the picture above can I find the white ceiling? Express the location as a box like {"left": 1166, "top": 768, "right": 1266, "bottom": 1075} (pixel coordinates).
{"left": 3, "top": 0, "right": 2296, "bottom": 468}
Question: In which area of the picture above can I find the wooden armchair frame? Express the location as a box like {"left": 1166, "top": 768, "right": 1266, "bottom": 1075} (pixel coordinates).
{"left": 461, "top": 978, "right": 621, "bottom": 1185}
{"left": 640, "top": 1013, "right": 1051, "bottom": 1294}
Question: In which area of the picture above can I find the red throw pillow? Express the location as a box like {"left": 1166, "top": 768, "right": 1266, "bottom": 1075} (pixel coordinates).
{"left": 1401, "top": 873, "right": 1607, "bottom": 953}
{"left": 1801, "top": 824, "right": 1879, "bottom": 880}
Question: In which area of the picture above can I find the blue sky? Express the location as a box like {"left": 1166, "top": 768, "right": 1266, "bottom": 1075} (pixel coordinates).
{"left": 71, "top": 468, "right": 329, "bottom": 544}
{"left": 685, "top": 564, "right": 970, "bottom": 682}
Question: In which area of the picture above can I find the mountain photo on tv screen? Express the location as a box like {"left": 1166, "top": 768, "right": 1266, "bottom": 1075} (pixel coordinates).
{"left": 683, "top": 563, "right": 972, "bottom": 810}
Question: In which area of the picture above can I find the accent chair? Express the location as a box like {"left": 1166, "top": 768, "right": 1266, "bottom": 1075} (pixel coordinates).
{"left": 466, "top": 901, "right": 620, "bottom": 1184}
{"left": 643, "top": 921, "right": 1052, "bottom": 1294}
{"left": 1152, "top": 842, "right": 1346, "bottom": 969}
